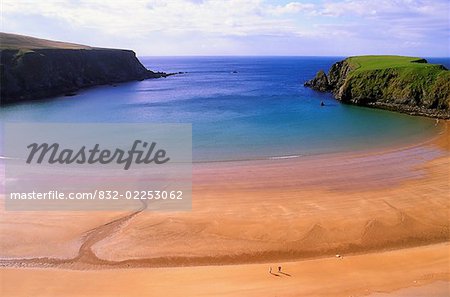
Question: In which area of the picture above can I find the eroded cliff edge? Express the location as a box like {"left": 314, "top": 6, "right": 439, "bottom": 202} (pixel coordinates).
{"left": 305, "top": 56, "right": 450, "bottom": 119}
{"left": 0, "top": 33, "right": 169, "bottom": 104}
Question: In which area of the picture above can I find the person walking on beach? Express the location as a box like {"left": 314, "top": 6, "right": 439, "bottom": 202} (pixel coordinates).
{"left": 278, "top": 266, "right": 282, "bottom": 272}
{"left": 269, "top": 266, "right": 272, "bottom": 274}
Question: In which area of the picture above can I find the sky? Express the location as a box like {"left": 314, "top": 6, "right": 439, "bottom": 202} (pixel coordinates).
{"left": 1, "top": 0, "right": 449, "bottom": 56}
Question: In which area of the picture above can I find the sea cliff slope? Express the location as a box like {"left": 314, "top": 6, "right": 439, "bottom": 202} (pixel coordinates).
{"left": 305, "top": 55, "right": 450, "bottom": 119}
{"left": 0, "top": 33, "right": 168, "bottom": 104}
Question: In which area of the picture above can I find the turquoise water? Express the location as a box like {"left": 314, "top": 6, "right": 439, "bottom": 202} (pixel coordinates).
{"left": 0, "top": 57, "right": 445, "bottom": 162}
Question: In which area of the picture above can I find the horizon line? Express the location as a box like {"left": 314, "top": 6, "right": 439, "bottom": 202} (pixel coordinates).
{"left": 137, "top": 55, "right": 450, "bottom": 58}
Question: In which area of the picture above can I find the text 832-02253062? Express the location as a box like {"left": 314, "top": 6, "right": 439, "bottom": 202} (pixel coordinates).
{"left": 9, "top": 190, "right": 185, "bottom": 200}
{"left": 99, "top": 190, "right": 184, "bottom": 200}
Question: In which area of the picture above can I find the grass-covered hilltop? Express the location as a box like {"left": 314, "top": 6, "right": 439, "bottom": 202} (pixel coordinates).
{"left": 305, "top": 56, "right": 450, "bottom": 119}
{"left": 0, "top": 33, "right": 170, "bottom": 104}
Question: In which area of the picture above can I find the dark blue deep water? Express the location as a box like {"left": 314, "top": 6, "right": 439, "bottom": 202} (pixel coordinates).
{"left": 1, "top": 57, "right": 446, "bottom": 161}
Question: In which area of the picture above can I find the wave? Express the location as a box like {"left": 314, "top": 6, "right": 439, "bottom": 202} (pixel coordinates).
{"left": 269, "top": 155, "right": 302, "bottom": 160}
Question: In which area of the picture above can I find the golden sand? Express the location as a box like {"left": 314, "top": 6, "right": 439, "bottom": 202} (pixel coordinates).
{"left": 1, "top": 243, "right": 448, "bottom": 297}
{"left": 0, "top": 122, "right": 448, "bottom": 296}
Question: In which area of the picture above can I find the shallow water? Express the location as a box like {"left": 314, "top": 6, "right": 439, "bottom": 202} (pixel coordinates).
{"left": 1, "top": 57, "right": 447, "bottom": 162}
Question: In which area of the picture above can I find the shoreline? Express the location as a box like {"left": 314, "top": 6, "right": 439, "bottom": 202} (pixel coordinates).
{"left": 191, "top": 118, "right": 445, "bottom": 165}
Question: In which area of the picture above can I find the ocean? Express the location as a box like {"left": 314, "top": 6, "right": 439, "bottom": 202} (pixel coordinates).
{"left": 1, "top": 57, "right": 447, "bottom": 162}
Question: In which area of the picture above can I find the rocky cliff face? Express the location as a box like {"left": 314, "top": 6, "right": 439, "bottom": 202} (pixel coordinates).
{"left": 1, "top": 48, "right": 168, "bottom": 104}
{"left": 304, "top": 57, "right": 450, "bottom": 119}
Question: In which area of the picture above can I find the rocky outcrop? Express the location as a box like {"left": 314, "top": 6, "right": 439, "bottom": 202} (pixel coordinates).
{"left": 0, "top": 48, "right": 170, "bottom": 104}
{"left": 304, "top": 70, "right": 330, "bottom": 92}
{"left": 304, "top": 57, "right": 450, "bottom": 119}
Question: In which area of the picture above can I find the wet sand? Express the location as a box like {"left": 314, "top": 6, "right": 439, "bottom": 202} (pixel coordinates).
{"left": 1, "top": 243, "right": 448, "bottom": 297}
{"left": 0, "top": 122, "right": 448, "bottom": 296}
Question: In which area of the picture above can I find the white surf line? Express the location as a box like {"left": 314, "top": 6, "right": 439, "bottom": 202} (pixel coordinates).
{"left": 0, "top": 155, "right": 20, "bottom": 160}
{"left": 269, "top": 155, "right": 302, "bottom": 160}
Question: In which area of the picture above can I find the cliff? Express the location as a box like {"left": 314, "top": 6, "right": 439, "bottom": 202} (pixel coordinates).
{"left": 305, "top": 56, "right": 450, "bottom": 119}
{"left": 0, "top": 33, "right": 169, "bottom": 104}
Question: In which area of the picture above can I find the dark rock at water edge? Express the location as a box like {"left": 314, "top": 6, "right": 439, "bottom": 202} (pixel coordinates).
{"left": 304, "top": 70, "right": 330, "bottom": 92}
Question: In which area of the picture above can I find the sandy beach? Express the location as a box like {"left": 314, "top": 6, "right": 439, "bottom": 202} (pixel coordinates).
{"left": 0, "top": 122, "right": 448, "bottom": 296}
